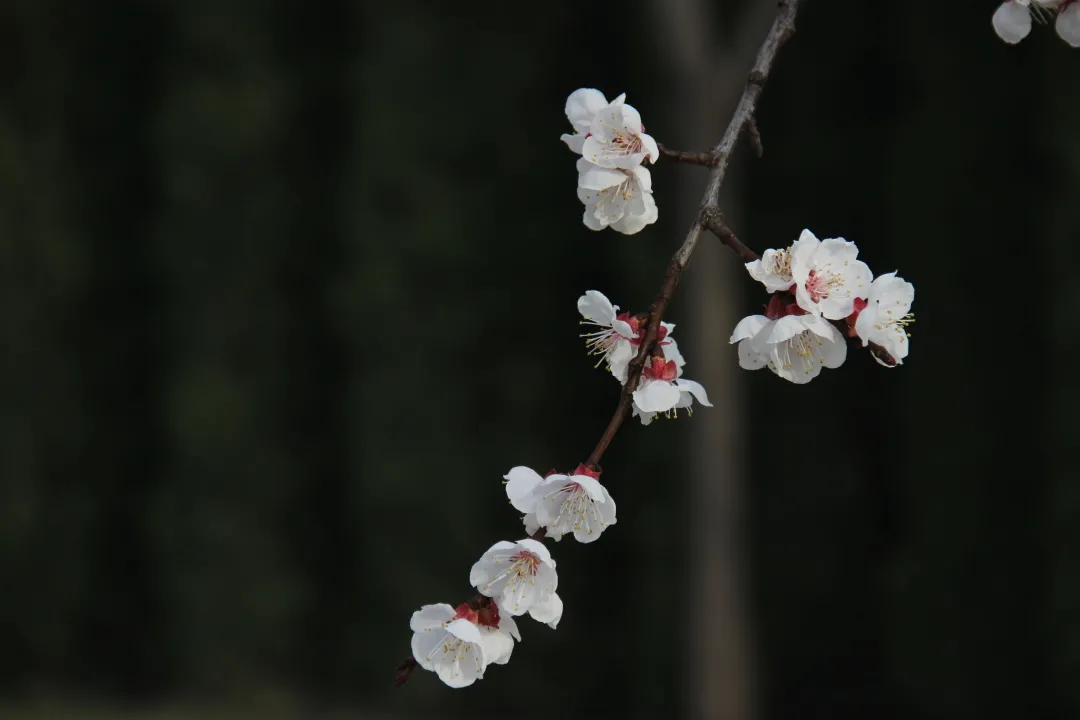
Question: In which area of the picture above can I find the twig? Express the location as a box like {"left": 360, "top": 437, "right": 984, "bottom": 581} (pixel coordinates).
{"left": 746, "top": 117, "right": 764, "bottom": 157}
{"left": 657, "top": 143, "right": 718, "bottom": 167}
{"left": 395, "top": 0, "right": 804, "bottom": 688}
{"left": 586, "top": 0, "right": 802, "bottom": 469}
{"left": 701, "top": 209, "right": 760, "bottom": 264}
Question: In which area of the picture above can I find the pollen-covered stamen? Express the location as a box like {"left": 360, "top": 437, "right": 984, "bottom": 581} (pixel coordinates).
{"left": 1030, "top": 1, "right": 1057, "bottom": 23}
{"left": 804, "top": 268, "right": 848, "bottom": 303}
{"left": 768, "top": 248, "right": 793, "bottom": 279}
{"left": 771, "top": 330, "right": 829, "bottom": 376}
{"left": 609, "top": 131, "right": 645, "bottom": 157}
{"left": 580, "top": 311, "right": 639, "bottom": 367}
{"left": 878, "top": 309, "right": 916, "bottom": 339}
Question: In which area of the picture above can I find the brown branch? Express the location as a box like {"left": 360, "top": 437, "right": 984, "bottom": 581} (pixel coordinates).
{"left": 701, "top": 209, "right": 760, "bottom": 264}
{"left": 657, "top": 142, "right": 718, "bottom": 167}
{"left": 585, "top": 0, "right": 803, "bottom": 470}
{"left": 395, "top": 0, "right": 805, "bottom": 688}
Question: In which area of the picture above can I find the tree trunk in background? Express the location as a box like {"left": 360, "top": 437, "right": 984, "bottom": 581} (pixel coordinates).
{"left": 654, "top": 3, "right": 773, "bottom": 718}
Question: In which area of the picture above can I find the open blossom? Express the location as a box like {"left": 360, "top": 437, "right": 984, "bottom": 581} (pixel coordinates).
{"left": 632, "top": 356, "right": 712, "bottom": 415}
{"left": 853, "top": 272, "right": 915, "bottom": 366}
{"left": 505, "top": 465, "right": 616, "bottom": 543}
{"left": 410, "top": 600, "right": 520, "bottom": 688}
{"left": 632, "top": 376, "right": 711, "bottom": 425}
{"left": 993, "top": 0, "right": 1080, "bottom": 45}
{"left": 470, "top": 539, "right": 560, "bottom": 622}
{"left": 745, "top": 247, "right": 794, "bottom": 293}
{"left": 578, "top": 290, "right": 683, "bottom": 381}
{"left": 577, "top": 158, "right": 658, "bottom": 235}
{"left": 560, "top": 88, "right": 623, "bottom": 154}
{"left": 790, "top": 229, "right": 872, "bottom": 320}
{"left": 581, "top": 98, "right": 659, "bottom": 169}
{"left": 560, "top": 89, "right": 659, "bottom": 168}
{"left": 730, "top": 296, "right": 847, "bottom": 384}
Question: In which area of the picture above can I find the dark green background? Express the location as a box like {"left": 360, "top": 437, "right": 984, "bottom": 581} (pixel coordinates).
{"left": 1, "top": 1, "right": 1076, "bottom": 718}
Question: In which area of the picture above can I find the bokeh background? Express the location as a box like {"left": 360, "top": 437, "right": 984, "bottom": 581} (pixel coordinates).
{"left": 1, "top": 1, "right": 1077, "bottom": 718}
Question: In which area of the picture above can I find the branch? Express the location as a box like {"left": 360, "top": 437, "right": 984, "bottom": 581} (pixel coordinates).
{"left": 586, "top": 0, "right": 802, "bottom": 469}
{"left": 657, "top": 142, "right": 719, "bottom": 167}
{"left": 395, "top": 0, "right": 804, "bottom": 688}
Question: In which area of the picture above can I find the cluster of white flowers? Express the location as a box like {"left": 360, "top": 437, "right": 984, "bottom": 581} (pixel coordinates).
{"left": 409, "top": 463, "right": 617, "bottom": 687}
{"left": 561, "top": 89, "right": 660, "bottom": 235}
{"left": 993, "top": 0, "right": 1080, "bottom": 45}
{"left": 730, "top": 229, "right": 915, "bottom": 384}
{"left": 577, "top": 290, "right": 711, "bottom": 424}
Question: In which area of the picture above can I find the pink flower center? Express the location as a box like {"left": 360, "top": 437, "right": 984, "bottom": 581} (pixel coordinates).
{"left": 805, "top": 269, "right": 829, "bottom": 303}
{"left": 611, "top": 132, "right": 644, "bottom": 156}
{"left": 510, "top": 550, "right": 541, "bottom": 576}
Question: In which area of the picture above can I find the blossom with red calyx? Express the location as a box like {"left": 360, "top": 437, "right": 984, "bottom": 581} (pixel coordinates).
{"left": 578, "top": 290, "right": 684, "bottom": 382}
{"left": 504, "top": 464, "right": 617, "bottom": 544}
{"left": 730, "top": 292, "right": 847, "bottom": 384}
{"left": 789, "top": 229, "right": 872, "bottom": 320}
{"left": 853, "top": 272, "right": 915, "bottom": 367}
{"left": 409, "top": 599, "right": 521, "bottom": 688}
{"left": 469, "top": 539, "right": 559, "bottom": 621}
{"left": 632, "top": 355, "right": 711, "bottom": 419}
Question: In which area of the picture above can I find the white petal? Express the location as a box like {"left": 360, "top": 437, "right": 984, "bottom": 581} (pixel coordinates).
{"left": 410, "top": 603, "right": 455, "bottom": 632}
{"left": 528, "top": 591, "right": 563, "bottom": 629}
{"left": 578, "top": 164, "right": 628, "bottom": 191}
{"left": 608, "top": 340, "right": 634, "bottom": 382}
{"left": 499, "top": 611, "right": 522, "bottom": 641}
{"left": 676, "top": 378, "right": 712, "bottom": 407}
{"left": 523, "top": 512, "right": 541, "bottom": 536}
{"left": 640, "top": 132, "right": 660, "bottom": 163}
{"left": 565, "top": 88, "right": 607, "bottom": 133}
{"left": 504, "top": 466, "right": 543, "bottom": 513}
{"left": 853, "top": 304, "right": 877, "bottom": 347}
{"left": 730, "top": 314, "right": 771, "bottom": 343}
{"left": 570, "top": 474, "right": 608, "bottom": 503}
{"left": 632, "top": 379, "right": 681, "bottom": 413}
{"left": 738, "top": 338, "right": 768, "bottom": 370}
{"left": 481, "top": 627, "right": 515, "bottom": 665}
{"left": 560, "top": 132, "right": 587, "bottom": 154}
{"left": 993, "top": 2, "right": 1033, "bottom": 43}
{"left": 789, "top": 228, "right": 820, "bottom": 284}
{"left": 517, "top": 538, "right": 553, "bottom": 566}
{"left": 767, "top": 314, "right": 813, "bottom": 344}
{"left": 410, "top": 626, "right": 446, "bottom": 670}
{"left": 446, "top": 618, "right": 484, "bottom": 645}
{"left": 618, "top": 103, "right": 644, "bottom": 133}
{"left": 630, "top": 165, "right": 653, "bottom": 193}
{"left": 611, "top": 318, "right": 636, "bottom": 339}
{"left": 821, "top": 332, "right": 847, "bottom": 369}
{"left": 434, "top": 641, "right": 485, "bottom": 688}
{"left": 1058, "top": 2, "right": 1080, "bottom": 46}
{"left": 577, "top": 290, "right": 617, "bottom": 325}
{"left": 662, "top": 338, "right": 685, "bottom": 368}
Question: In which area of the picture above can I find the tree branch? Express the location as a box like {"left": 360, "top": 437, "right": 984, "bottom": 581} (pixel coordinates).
{"left": 395, "top": 0, "right": 805, "bottom": 688}
{"left": 585, "top": 0, "right": 802, "bottom": 470}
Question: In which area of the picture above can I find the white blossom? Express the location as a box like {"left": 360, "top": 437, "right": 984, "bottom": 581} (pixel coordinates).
{"left": 632, "top": 356, "right": 711, "bottom": 416}
{"left": 410, "top": 601, "right": 521, "bottom": 688}
{"left": 470, "top": 539, "right": 558, "bottom": 620}
{"left": 560, "top": 88, "right": 623, "bottom": 154}
{"left": 730, "top": 307, "right": 847, "bottom": 385}
{"left": 790, "top": 229, "right": 872, "bottom": 320}
{"left": 745, "top": 247, "right": 795, "bottom": 293}
{"left": 578, "top": 290, "right": 682, "bottom": 381}
{"left": 853, "top": 272, "right": 915, "bottom": 367}
{"left": 505, "top": 465, "right": 617, "bottom": 543}
{"left": 577, "top": 159, "right": 658, "bottom": 235}
{"left": 581, "top": 98, "right": 659, "bottom": 169}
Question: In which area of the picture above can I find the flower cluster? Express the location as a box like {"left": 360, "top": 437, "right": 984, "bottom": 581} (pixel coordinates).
{"left": 561, "top": 89, "right": 659, "bottom": 235}
{"left": 409, "top": 463, "right": 617, "bottom": 687}
{"left": 993, "top": 0, "right": 1080, "bottom": 46}
{"left": 730, "top": 229, "right": 915, "bottom": 383}
{"left": 578, "top": 290, "right": 711, "bottom": 424}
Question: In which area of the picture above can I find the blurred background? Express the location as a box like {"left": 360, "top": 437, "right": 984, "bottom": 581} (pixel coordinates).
{"left": 1, "top": 0, "right": 1077, "bottom": 718}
